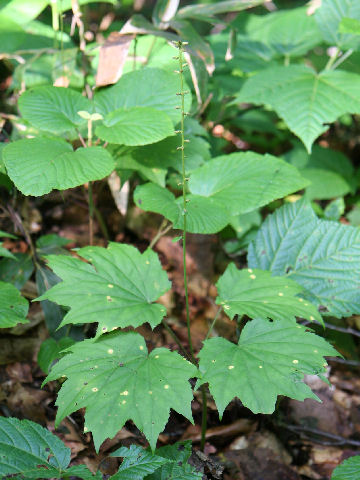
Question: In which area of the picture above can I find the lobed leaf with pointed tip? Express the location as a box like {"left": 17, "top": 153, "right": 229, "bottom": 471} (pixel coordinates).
{"left": 44, "top": 331, "right": 198, "bottom": 451}
{"left": 37, "top": 243, "right": 171, "bottom": 335}
{"left": 197, "top": 319, "right": 339, "bottom": 417}
{"left": 216, "top": 264, "right": 323, "bottom": 325}
{"left": 248, "top": 198, "right": 360, "bottom": 318}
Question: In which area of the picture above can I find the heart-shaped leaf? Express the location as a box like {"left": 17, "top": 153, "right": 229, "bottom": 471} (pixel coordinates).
{"left": 96, "top": 107, "right": 174, "bottom": 146}
{"left": 198, "top": 318, "right": 339, "bottom": 416}
{"left": 3, "top": 138, "right": 114, "bottom": 196}
{"left": 45, "top": 331, "right": 198, "bottom": 451}
{"left": 94, "top": 67, "right": 191, "bottom": 124}
{"left": 38, "top": 243, "right": 171, "bottom": 335}
{"left": 18, "top": 86, "right": 92, "bottom": 133}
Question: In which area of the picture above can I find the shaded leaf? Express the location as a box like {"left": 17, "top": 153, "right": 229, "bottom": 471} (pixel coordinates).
{"left": 0, "top": 253, "right": 34, "bottom": 289}
{"left": 0, "top": 281, "right": 28, "bottom": 328}
{"left": 197, "top": 319, "right": 339, "bottom": 416}
{"left": 37, "top": 337, "right": 75, "bottom": 374}
{"left": 45, "top": 331, "right": 198, "bottom": 451}
{"left": 38, "top": 243, "right": 171, "bottom": 335}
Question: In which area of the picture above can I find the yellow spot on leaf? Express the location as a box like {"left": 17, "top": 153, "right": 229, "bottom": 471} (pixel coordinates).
{"left": 139, "top": 345, "right": 144, "bottom": 350}
{"left": 164, "top": 385, "right": 170, "bottom": 389}
{"left": 146, "top": 260, "right": 150, "bottom": 265}
{"left": 248, "top": 268, "right": 253, "bottom": 273}
{"left": 106, "top": 295, "right": 112, "bottom": 301}
{"left": 292, "top": 360, "right": 299, "bottom": 364}
{"left": 250, "top": 274, "right": 256, "bottom": 280}
{"left": 108, "top": 284, "right": 114, "bottom": 288}
{"left": 259, "top": 365, "right": 263, "bottom": 369}
{"left": 122, "top": 400, "right": 126, "bottom": 404}
{"left": 120, "top": 390, "right": 129, "bottom": 396}
{"left": 149, "top": 391, "right": 153, "bottom": 394}
{"left": 228, "top": 365, "right": 235, "bottom": 370}
{"left": 298, "top": 298, "right": 303, "bottom": 302}
{"left": 314, "top": 349, "right": 318, "bottom": 353}
{"left": 310, "top": 316, "right": 315, "bottom": 321}
{"left": 92, "top": 387, "right": 98, "bottom": 392}
{"left": 155, "top": 355, "right": 159, "bottom": 359}
{"left": 107, "top": 349, "right": 114, "bottom": 354}
{"left": 224, "top": 305, "right": 230, "bottom": 310}
{"left": 278, "top": 292, "right": 284, "bottom": 297}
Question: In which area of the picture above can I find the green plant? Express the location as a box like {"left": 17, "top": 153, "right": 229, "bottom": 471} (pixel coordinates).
{"left": 1, "top": 0, "right": 360, "bottom": 478}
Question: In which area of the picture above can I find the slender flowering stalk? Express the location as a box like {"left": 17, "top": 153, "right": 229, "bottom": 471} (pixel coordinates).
{"left": 174, "top": 41, "right": 194, "bottom": 359}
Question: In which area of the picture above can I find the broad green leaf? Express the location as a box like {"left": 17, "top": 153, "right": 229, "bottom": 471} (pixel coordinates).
{"left": 18, "top": 86, "right": 91, "bottom": 133}
{"left": 3, "top": 138, "right": 114, "bottom": 196}
{"left": 238, "top": 7, "right": 323, "bottom": 57}
{"left": 0, "top": 15, "right": 26, "bottom": 53}
{"left": 146, "top": 441, "right": 202, "bottom": 480}
{"left": 94, "top": 68, "right": 191, "bottom": 124}
{"left": 315, "top": 0, "right": 360, "bottom": 50}
{"left": 339, "top": 18, "right": 360, "bottom": 35}
{"left": 0, "top": 417, "right": 70, "bottom": 479}
{"left": 63, "top": 465, "right": 103, "bottom": 479}
{"left": 197, "top": 319, "right": 339, "bottom": 416}
{"left": 0, "top": 0, "right": 48, "bottom": 24}
{"left": 248, "top": 198, "right": 360, "bottom": 318}
{"left": 96, "top": 107, "right": 174, "bottom": 146}
{"left": 109, "top": 445, "right": 170, "bottom": 479}
{"left": 38, "top": 243, "right": 171, "bottom": 334}
{"left": 284, "top": 144, "right": 355, "bottom": 199}
{"left": 45, "top": 331, "right": 198, "bottom": 451}
{"left": 235, "top": 65, "right": 360, "bottom": 152}
{"left": 0, "top": 281, "right": 28, "bottom": 328}
{"left": 135, "top": 152, "right": 308, "bottom": 234}
{"left": 37, "top": 337, "right": 75, "bottom": 374}
{"left": 129, "top": 134, "right": 211, "bottom": 175}
{"left": 331, "top": 456, "right": 360, "bottom": 480}
{"left": 36, "top": 233, "right": 71, "bottom": 256}
{"left": 216, "top": 264, "right": 322, "bottom": 324}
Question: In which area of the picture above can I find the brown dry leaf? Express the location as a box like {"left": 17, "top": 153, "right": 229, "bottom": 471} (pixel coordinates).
{"left": 310, "top": 446, "right": 344, "bottom": 478}
{"left": 53, "top": 76, "right": 70, "bottom": 87}
{"left": 182, "top": 418, "right": 255, "bottom": 443}
{"left": 6, "top": 362, "right": 33, "bottom": 383}
{"left": 96, "top": 33, "right": 135, "bottom": 87}
{"left": 7, "top": 383, "right": 48, "bottom": 423}
{"left": 224, "top": 448, "right": 301, "bottom": 480}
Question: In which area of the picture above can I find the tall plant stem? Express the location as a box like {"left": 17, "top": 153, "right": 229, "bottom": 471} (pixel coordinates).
{"left": 87, "top": 118, "right": 94, "bottom": 245}
{"left": 176, "top": 41, "right": 194, "bottom": 360}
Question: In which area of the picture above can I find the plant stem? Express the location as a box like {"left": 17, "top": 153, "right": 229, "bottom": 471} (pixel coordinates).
{"left": 200, "top": 385, "right": 207, "bottom": 450}
{"left": 161, "top": 319, "right": 192, "bottom": 361}
{"left": 325, "top": 47, "right": 340, "bottom": 70}
{"left": 87, "top": 118, "right": 94, "bottom": 245}
{"left": 149, "top": 220, "right": 172, "bottom": 249}
{"left": 205, "top": 306, "right": 223, "bottom": 341}
{"left": 176, "top": 41, "right": 194, "bottom": 360}
{"left": 332, "top": 48, "right": 354, "bottom": 70}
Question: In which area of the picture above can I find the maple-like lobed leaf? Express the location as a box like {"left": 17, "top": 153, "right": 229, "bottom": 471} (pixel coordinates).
{"left": 37, "top": 243, "right": 171, "bottom": 335}
{"left": 197, "top": 319, "right": 339, "bottom": 417}
{"left": 45, "top": 331, "right": 198, "bottom": 451}
{"left": 216, "top": 264, "right": 323, "bottom": 325}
